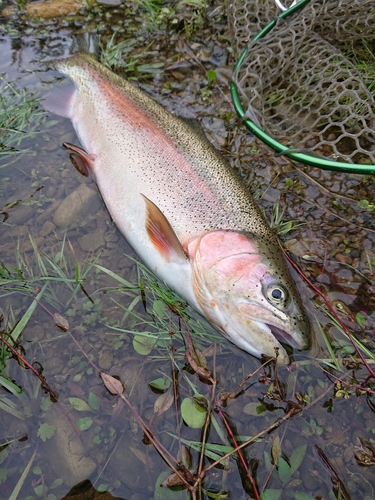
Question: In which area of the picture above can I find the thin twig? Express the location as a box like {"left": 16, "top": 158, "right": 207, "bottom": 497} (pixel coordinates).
{"left": 220, "top": 358, "right": 273, "bottom": 404}
{"left": 197, "top": 376, "right": 217, "bottom": 479}
{"left": 219, "top": 409, "right": 261, "bottom": 500}
{"left": 117, "top": 389, "right": 195, "bottom": 493}
{"left": 201, "top": 405, "right": 301, "bottom": 476}
{"left": 0, "top": 333, "right": 57, "bottom": 401}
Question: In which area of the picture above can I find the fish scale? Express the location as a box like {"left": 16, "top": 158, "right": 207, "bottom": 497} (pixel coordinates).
{"left": 45, "top": 52, "right": 311, "bottom": 364}
{"left": 58, "top": 55, "right": 270, "bottom": 237}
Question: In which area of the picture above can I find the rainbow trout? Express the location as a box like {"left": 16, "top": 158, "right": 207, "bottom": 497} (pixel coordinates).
{"left": 45, "top": 53, "right": 310, "bottom": 363}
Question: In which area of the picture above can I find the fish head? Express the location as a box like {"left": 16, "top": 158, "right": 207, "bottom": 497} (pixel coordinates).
{"left": 187, "top": 231, "right": 311, "bottom": 364}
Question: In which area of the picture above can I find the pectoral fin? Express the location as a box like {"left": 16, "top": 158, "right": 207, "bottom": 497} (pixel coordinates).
{"left": 142, "top": 194, "right": 188, "bottom": 263}
{"left": 63, "top": 143, "right": 96, "bottom": 177}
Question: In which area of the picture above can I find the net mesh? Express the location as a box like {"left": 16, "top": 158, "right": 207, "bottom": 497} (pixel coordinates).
{"left": 228, "top": 0, "right": 375, "bottom": 165}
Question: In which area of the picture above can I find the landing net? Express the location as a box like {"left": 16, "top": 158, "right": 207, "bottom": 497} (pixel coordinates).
{"left": 228, "top": 0, "right": 375, "bottom": 174}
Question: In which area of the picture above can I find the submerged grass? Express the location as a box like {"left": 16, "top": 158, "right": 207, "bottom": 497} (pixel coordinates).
{"left": 100, "top": 36, "right": 164, "bottom": 77}
{"left": 267, "top": 199, "right": 305, "bottom": 236}
{"left": 0, "top": 78, "right": 46, "bottom": 161}
{"left": 95, "top": 257, "right": 224, "bottom": 357}
{"left": 342, "top": 38, "right": 375, "bottom": 93}
{"left": 0, "top": 239, "right": 223, "bottom": 379}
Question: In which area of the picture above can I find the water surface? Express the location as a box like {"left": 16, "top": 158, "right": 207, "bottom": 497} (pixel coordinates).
{"left": 0, "top": 3, "right": 374, "bottom": 500}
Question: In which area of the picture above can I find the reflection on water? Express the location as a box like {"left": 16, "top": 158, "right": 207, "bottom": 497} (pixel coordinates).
{"left": 0, "top": 4, "right": 375, "bottom": 500}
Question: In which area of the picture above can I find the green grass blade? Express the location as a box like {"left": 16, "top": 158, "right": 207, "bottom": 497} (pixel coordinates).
{"left": 315, "top": 317, "right": 341, "bottom": 371}
{"left": 168, "top": 433, "right": 234, "bottom": 464}
{"left": 9, "top": 448, "right": 37, "bottom": 500}
{"left": 28, "top": 235, "right": 48, "bottom": 276}
{"left": 11, "top": 283, "right": 47, "bottom": 343}
{"left": 0, "top": 375, "right": 22, "bottom": 395}
{"left": 0, "top": 399, "right": 26, "bottom": 420}
{"left": 75, "top": 261, "right": 80, "bottom": 284}
{"left": 95, "top": 264, "right": 135, "bottom": 288}
{"left": 316, "top": 306, "right": 375, "bottom": 363}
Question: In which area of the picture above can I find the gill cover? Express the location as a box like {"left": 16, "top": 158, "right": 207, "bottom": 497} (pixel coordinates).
{"left": 187, "top": 231, "right": 310, "bottom": 363}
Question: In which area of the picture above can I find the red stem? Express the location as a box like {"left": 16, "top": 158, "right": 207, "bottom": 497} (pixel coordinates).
{"left": 283, "top": 249, "right": 375, "bottom": 379}
{"left": 218, "top": 409, "right": 261, "bottom": 500}
{"left": 0, "top": 333, "right": 57, "bottom": 402}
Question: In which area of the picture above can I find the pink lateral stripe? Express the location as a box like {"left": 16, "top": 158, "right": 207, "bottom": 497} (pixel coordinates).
{"left": 95, "top": 74, "right": 217, "bottom": 202}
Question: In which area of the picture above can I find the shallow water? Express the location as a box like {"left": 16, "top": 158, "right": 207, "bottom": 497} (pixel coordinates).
{"left": 0, "top": 3, "right": 375, "bottom": 500}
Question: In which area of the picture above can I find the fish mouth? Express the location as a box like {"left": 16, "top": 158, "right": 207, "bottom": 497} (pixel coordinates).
{"left": 267, "top": 324, "right": 301, "bottom": 350}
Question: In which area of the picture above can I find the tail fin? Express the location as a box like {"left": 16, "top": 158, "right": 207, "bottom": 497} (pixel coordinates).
{"left": 72, "top": 33, "right": 100, "bottom": 58}
{"left": 41, "top": 33, "right": 100, "bottom": 67}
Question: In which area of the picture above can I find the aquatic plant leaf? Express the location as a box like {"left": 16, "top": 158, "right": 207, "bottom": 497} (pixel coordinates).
{"left": 100, "top": 372, "right": 124, "bottom": 395}
{"left": 206, "top": 491, "right": 229, "bottom": 499}
{"left": 207, "top": 69, "right": 217, "bottom": 84}
{"left": 260, "top": 489, "right": 282, "bottom": 500}
{"left": 68, "top": 397, "right": 92, "bottom": 412}
{"left": 277, "top": 456, "right": 291, "bottom": 484}
{"left": 153, "top": 298, "right": 168, "bottom": 318}
{"left": 293, "top": 493, "right": 315, "bottom": 500}
{"left": 11, "top": 283, "right": 47, "bottom": 342}
{"left": 185, "top": 348, "right": 212, "bottom": 380}
{"left": 177, "top": 445, "right": 192, "bottom": 469}
{"left": 316, "top": 318, "right": 341, "bottom": 371}
{"left": 97, "top": 484, "right": 110, "bottom": 493}
{"left": 0, "top": 81, "right": 46, "bottom": 160}
{"left": 37, "top": 423, "right": 56, "bottom": 442}
{"left": 40, "top": 398, "right": 53, "bottom": 412}
{"left": 161, "top": 471, "right": 186, "bottom": 487}
{"left": 353, "top": 438, "right": 375, "bottom": 466}
{"left": 271, "top": 436, "right": 282, "bottom": 464}
{"left": 50, "top": 478, "right": 63, "bottom": 489}
{"left": 290, "top": 444, "right": 307, "bottom": 475}
{"left": 0, "top": 468, "right": 8, "bottom": 484}
{"left": 186, "top": 347, "right": 207, "bottom": 368}
{"left": 154, "top": 386, "right": 174, "bottom": 416}
{"left": 243, "top": 402, "right": 266, "bottom": 416}
{"left": 0, "top": 211, "right": 9, "bottom": 223}
{"left": 154, "top": 471, "right": 186, "bottom": 500}
{"left": 149, "top": 377, "right": 171, "bottom": 392}
{"left": 133, "top": 335, "right": 157, "bottom": 355}
{"left": 88, "top": 391, "right": 101, "bottom": 410}
{"left": 181, "top": 396, "right": 207, "bottom": 428}
{"left": 53, "top": 313, "right": 69, "bottom": 331}
{"left": 34, "top": 484, "right": 45, "bottom": 497}
{"left": 0, "top": 449, "right": 9, "bottom": 465}
{"left": 355, "top": 312, "right": 366, "bottom": 328}
{"left": 77, "top": 417, "right": 93, "bottom": 431}
{"left": 130, "top": 446, "right": 152, "bottom": 467}
{"left": 263, "top": 451, "right": 272, "bottom": 472}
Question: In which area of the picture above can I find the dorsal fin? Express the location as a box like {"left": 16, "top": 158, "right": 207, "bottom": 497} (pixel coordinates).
{"left": 141, "top": 194, "right": 187, "bottom": 263}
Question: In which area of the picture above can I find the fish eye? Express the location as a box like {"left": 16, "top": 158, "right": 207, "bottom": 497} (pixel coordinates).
{"left": 265, "top": 284, "right": 289, "bottom": 308}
